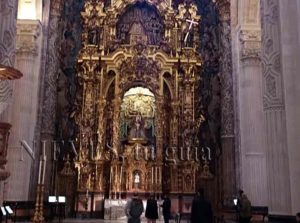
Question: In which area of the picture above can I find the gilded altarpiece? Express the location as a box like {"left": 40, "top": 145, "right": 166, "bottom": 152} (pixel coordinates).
{"left": 71, "top": 0, "right": 216, "bottom": 215}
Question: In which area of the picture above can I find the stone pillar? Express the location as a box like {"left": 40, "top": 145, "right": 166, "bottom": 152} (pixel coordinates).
{"left": 31, "top": 0, "right": 61, "bottom": 199}
{"left": 217, "top": 2, "right": 237, "bottom": 206}
{"left": 231, "top": 0, "right": 268, "bottom": 206}
{"left": 237, "top": 28, "right": 268, "bottom": 206}
{"left": 278, "top": 0, "right": 300, "bottom": 214}
{"left": 0, "top": 0, "right": 18, "bottom": 117}
{"left": 5, "top": 20, "right": 42, "bottom": 201}
{"left": 261, "top": 0, "right": 292, "bottom": 215}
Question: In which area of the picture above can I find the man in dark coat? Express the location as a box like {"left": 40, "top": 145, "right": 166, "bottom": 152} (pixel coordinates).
{"left": 161, "top": 194, "right": 171, "bottom": 223}
{"left": 296, "top": 212, "right": 300, "bottom": 223}
{"left": 191, "top": 189, "right": 213, "bottom": 223}
{"left": 145, "top": 194, "right": 159, "bottom": 223}
{"left": 125, "top": 193, "right": 144, "bottom": 223}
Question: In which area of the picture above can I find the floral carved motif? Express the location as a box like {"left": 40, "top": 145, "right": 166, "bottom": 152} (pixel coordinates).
{"left": 260, "top": 0, "right": 284, "bottom": 110}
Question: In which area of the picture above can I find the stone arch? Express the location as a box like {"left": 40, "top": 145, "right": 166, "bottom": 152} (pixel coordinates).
{"left": 120, "top": 82, "right": 158, "bottom": 99}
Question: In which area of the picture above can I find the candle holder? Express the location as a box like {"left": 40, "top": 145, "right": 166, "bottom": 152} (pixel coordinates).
{"left": 33, "top": 184, "right": 45, "bottom": 223}
{"left": 33, "top": 148, "right": 47, "bottom": 223}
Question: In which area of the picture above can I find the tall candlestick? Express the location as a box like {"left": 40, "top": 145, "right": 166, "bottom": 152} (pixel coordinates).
{"left": 38, "top": 160, "right": 42, "bottom": 184}
{"left": 159, "top": 167, "right": 162, "bottom": 185}
{"left": 90, "top": 138, "right": 94, "bottom": 160}
{"left": 120, "top": 166, "right": 123, "bottom": 191}
{"left": 53, "top": 142, "right": 57, "bottom": 161}
{"left": 109, "top": 167, "right": 112, "bottom": 194}
{"left": 193, "top": 88, "right": 195, "bottom": 122}
{"left": 151, "top": 167, "right": 154, "bottom": 185}
{"left": 42, "top": 140, "right": 46, "bottom": 160}
{"left": 156, "top": 167, "right": 158, "bottom": 184}
{"left": 42, "top": 159, "right": 47, "bottom": 184}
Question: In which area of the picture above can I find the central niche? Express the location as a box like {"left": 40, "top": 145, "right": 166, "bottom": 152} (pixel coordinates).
{"left": 120, "top": 87, "right": 156, "bottom": 145}
{"left": 116, "top": 2, "right": 165, "bottom": 45}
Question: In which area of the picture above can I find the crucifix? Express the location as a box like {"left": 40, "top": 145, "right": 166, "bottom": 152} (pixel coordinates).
{"left": 184, "top": 19, "right": 199, "bottom": 46}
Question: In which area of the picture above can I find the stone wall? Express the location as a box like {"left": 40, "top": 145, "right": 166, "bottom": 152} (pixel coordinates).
{"left": 0, "top": 0, "right": 18, "bottom": 118}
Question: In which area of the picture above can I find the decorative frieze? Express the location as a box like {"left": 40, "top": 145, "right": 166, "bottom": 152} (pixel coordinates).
{"left": 261, "top": 0, "right": 285, "bottom": 111}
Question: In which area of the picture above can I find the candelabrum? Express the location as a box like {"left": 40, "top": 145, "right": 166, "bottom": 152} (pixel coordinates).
{"left": 33, "top": 184, "right": 45, "bottom": 223}
{"left": 33, "top": 148, "right": 47, "bottom": 223}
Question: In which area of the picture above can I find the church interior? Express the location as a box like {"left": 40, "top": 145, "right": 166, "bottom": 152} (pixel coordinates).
{"left": 0, "top": 0, "right": 300, "bottom": 222}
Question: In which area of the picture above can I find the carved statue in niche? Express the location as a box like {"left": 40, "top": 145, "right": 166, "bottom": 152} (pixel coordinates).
{"left": 129, "top": 113, "right": 146, "bottom": 140}
{"left": 79, "top": 162, "right": 90, "bottom": 189}
{"left": 116, "top": 2, "right": 164, "bottom": 45}
{"left": 88, "top": 29, "right": 101, "bottom": 45}
{"left": 81, "top": 120, "right": 93, "bottom": 151}
{"left": 129, "top": 22, "right": 148, "bottom": 45}
{"left": 185, "top": 174, "right": 192, "bottom": 191}
{"left": 133, "top": 170, "right": 142, "bottom": 189}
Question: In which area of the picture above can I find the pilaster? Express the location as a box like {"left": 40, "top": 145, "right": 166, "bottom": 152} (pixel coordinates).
{"left": 230, "top": 0, "right": 269, "bottom": 207}
{"left": 238, "top": 26, "right": 268, "bottom": 206}
{"left": 218, "top": 7, "right": 237, "bottom": 206}
{"left": 261, "top": 0, "right": 292, "bottom": 214}
{"left": 6, "top": 19, "right": 42, "bottom": 201}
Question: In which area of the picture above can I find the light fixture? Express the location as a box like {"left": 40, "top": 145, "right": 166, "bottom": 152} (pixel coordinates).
{"left": 58, "top": 196, "right": 66, "bottom": 203}
{"left": 48, "top": 196, "right": 66, "bottom": 203}
{"left": 48, "top": 196, "right": 57, "bottom": 203}
{"left": 0, "top": 207, "right": 6, "bottom": 216}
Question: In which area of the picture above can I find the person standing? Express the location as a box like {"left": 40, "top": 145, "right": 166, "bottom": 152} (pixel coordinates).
{"left": 145, "top": 194, "right": 159, "bottom": 223}
{"left": 161, "top": 194, "right": 171, "bottom": 223}
{"left": 125, "top": 193, "right": 144, "bottom": 223}
{"left": 191, "top": 189, "right": 213, "bottom": 223}
{"left": 238, "top": 190, "right": 252, "bottom": 223}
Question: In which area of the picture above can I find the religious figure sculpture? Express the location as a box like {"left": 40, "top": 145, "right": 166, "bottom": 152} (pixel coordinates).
{"left": 134, "top": 172, "right": 141, "bottom": 189}
{"left": 88, "top": 29, "right": 99, "bottom": 45}
{"left": 134, "top": 173, "right": 140, "bottom": 184}
{"left": 129, "top": 113, "right": 146, "bottom": 140}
